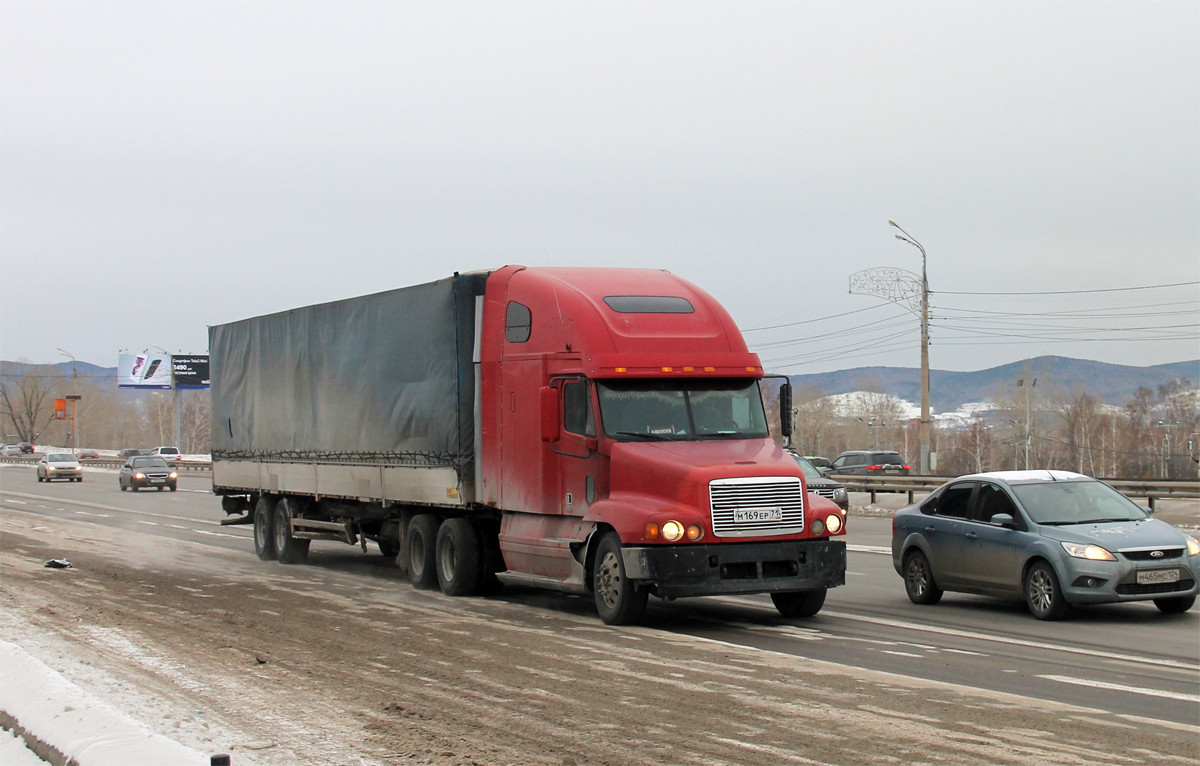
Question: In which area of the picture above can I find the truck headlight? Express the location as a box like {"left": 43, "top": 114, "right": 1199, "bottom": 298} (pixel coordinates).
{"left": 810, "top": 518, "right": 825, "bottom": 536}
{"left": 1061, "top": 541, "right": 1116, "bottom": 561}
{"left": 661, "top": 520, "right": 685, "bottom": 542}
{"left": 825, "top": 514, "right": 842, "bottom": 534}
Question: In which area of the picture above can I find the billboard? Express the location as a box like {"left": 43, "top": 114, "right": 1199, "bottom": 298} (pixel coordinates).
{"left": 118, "top": 353, "right": 173, "bottom": 389}
{"left": 172, "top": 355, "right": 210, "bottom": 389}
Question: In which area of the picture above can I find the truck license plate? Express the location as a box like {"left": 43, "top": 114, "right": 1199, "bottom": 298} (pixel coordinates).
{"left": 1137, "top": 569, "right": 1179, "bottom": 585}
{"left": 734, "top": 508, "right": 783, "bottom": 523}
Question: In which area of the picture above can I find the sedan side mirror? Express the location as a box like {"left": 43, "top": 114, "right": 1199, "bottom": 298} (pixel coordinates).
{"left": 990, "top": 513, "right": 1015, "bottom": 528}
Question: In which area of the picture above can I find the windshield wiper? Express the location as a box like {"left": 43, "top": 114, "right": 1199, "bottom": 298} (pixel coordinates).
{"left": 1075, "top": 518, "right": 1136, "bottom": 524}
{"left": 613, "top": 431, "right": 675, "bottom": 441}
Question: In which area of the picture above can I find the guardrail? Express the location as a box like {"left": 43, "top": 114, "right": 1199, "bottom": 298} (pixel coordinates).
{"left": 0, "top": 456, "right": 211, "bottom": 473}
{"left": 830, "top": 474, "right": 1200, "bottom": 510}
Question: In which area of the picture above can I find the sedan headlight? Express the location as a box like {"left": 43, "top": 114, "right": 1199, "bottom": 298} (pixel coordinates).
{"left": 1061, "top": 541, "right": 1117, "bottom": 561}
{"left": 1186, "top": 536, "right": 1200, "bottom": 557}
{"left": 832, "top": 487, "right": 848, "bottom": 502}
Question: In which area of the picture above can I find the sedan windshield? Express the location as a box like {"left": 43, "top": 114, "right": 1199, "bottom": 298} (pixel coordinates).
{"left": 132, "top": 457, "right": 169, "bottom": 469}
{"left": 48, "top": 454, "right": 76, "bottom": 463}
{"left": 596, "top": 378, "right": 769, "bottom": 441}
{"left": 1011, "top": 480, "right": 1148, "bottom": 525}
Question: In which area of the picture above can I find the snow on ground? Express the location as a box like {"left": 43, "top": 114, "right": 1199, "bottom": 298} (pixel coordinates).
{"left": 0, "top": 639, "right": 211, "bottom": 766}
{"left": 0, "top": 728, "right": 50, "bottom": 766}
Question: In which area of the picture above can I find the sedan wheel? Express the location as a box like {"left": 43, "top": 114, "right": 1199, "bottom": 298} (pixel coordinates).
{"left": 1154, "top": 594, "right": 1195, "bottom": 614}
{"left": 904, "top": 550, "right": 943, "bottom": 605}
{"left": 1025, "top": 560, "right": 1069, "bottom": 620}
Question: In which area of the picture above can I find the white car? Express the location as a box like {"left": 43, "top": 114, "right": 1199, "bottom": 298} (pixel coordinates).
{"left": 37, "top": 453, "right": 83, "bottom": 482}
{"left": 148, "top": 446, "right": 182, "bottom": 463}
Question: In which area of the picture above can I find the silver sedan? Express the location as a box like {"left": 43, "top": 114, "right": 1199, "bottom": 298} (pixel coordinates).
{"left": 892, "top": 470, "right": 1200, "bottom": 619}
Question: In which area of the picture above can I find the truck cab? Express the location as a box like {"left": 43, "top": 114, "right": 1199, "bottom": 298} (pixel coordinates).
{"left": 477, "top": 266, "right": 846, "bottom": 623}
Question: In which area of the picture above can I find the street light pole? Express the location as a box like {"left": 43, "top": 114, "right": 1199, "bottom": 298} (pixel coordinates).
{"left": 889, "top": 221, "right": 931, "bottom": 475}
{"left": 57, "top": 348, "right": 78, "bottom": 452}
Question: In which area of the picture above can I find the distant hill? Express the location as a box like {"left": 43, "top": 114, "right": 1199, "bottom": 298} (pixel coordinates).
{"left": 4, "top": 356, "right": 1198, "bottom": 414}
{"left": 785, "top": 356, "right": 1199, "bottom": 412}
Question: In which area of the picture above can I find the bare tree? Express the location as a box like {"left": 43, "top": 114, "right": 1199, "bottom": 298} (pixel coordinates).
{"left": 0, "top": 365, "right": 57, "bottom": 443}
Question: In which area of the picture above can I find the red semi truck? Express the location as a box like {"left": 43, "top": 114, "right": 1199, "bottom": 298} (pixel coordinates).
{"left": 211, "top": 266, "right": 847, "bottom": 624}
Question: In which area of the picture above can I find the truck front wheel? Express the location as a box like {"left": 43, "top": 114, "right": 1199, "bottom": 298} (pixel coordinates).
{"left": 406, "top": 514, "right": 440, "bottom": 590}
{"left": 253, "top": 496, "right": 277, "bottom": 561}
{"left": 273, "top": 497, "right": 310, "bottom": 565}
{"left": 436, "top": 518, "right": 482, "bottom": 597}
{"left": 771, "top": 588, "right": 826, "bottom": 618}
{"left": 593, "top": 533, "right": 648, "bottom": 626}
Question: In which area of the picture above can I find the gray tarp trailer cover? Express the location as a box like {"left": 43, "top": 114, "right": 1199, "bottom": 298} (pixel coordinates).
{"left": 209, "top": 273, "right": 487, "bottom": 477}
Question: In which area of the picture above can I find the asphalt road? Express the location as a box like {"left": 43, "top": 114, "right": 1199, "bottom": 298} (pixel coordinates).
{"left": 4, "top": 463, "right": 1197, "bottom": 734}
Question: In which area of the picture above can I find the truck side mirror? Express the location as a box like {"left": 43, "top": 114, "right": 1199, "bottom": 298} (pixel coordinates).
{"left": 540, "top": 386, "right": 560, "bottom": 442}
{"left": 779, "top": 382, "right": 792, "bottom": 440}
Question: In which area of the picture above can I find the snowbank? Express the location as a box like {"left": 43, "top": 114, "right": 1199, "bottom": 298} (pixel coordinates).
{"left": 0, "top": 640, "right": 210, "bottom": 765}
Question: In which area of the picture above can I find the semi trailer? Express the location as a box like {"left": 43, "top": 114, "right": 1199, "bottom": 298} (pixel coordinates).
{"left": 211, "top": 265, "right": 847, "bottom": 624}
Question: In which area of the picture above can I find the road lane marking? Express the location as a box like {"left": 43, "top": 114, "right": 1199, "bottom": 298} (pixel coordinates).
{"left": 195, "top": 530, "right": 245, "bottom": 540}
{"left": 847, "top": 544, "right": 890, "bottom": 555}
{"left": 713, "top": 598, "right": 1198, "bottom": 671}
{"left": 2, "top": 489, "right": 224, "bottom": 527}
{"left": 1039, "top": 675, "right": 1200, "bottom": 704}
{"left": 74, "top": 511, "right": 110, "bottom": 518}
{"left": 881, "top": 650, "right": 924, "bottom": 658}
{"left": 821, "top": 610, "right": 1198, "bottom": 671}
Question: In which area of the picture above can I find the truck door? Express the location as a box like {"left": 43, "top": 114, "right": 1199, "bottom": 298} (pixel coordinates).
{"left": 554, "top": 376, "right": 601, "bottom": 516}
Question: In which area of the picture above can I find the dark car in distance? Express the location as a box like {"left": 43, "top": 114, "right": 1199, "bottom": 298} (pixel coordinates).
{"left": 117, "top": 448, "right": 147, "bottom": 459}
{"left": 787, "top": 450, "right": 849, "bottom": 511}
{"left": 824, "top": 450, "right": 910, "bottom": 477}
{"left": 119, "top": 456, "right": 178, "bottom": 492}
{"left": 18, "top": 442, "right": 34, "bottom": 454}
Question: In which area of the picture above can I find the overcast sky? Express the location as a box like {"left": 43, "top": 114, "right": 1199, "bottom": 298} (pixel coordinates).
{"left": 2, "top": 1, "right": 1197, "bottom": 376}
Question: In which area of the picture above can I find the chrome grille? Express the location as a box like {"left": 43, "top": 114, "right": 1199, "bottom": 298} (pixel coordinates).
{"left": 810, "top": 486, "right": 836, "bottom": 500}
{"left": 710, "top": 476, "right": 805, "bottom": 538}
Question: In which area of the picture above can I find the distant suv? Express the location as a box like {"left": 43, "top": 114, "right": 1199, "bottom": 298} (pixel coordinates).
{"left": 148, "top": 446, "right": 182, "bottom": 463}
{"left": 824, "top": 450, "right": 911, "bottom": 476}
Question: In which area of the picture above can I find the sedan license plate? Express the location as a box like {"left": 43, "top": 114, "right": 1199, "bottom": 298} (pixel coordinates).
{"left": 1137, "top": 569, "right": 1180, "bottom": 585}
{"left": 734, "top": 508, "right": 783, "bottom": 523}
{"left": 150, "top": 478, "right": 165, "bottom": 484}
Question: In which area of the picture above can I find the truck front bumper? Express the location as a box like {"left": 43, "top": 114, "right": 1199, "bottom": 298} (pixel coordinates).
{"left": 621, "top": 540, "right": 846, "bottom": 599}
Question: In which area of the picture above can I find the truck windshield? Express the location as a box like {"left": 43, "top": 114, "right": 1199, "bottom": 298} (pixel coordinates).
{"left": 595, "top": 379, "right": 769, "bottom": 441}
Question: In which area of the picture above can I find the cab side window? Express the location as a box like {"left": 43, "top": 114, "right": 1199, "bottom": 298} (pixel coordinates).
{"left": 562, "top": 379, "right": 595, "bottom": 437}
{"left": 506, "top": 302, "right": 531, "bottom": 343}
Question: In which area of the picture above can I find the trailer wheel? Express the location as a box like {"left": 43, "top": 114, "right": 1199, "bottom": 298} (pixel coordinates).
{"left": 771, "top": 588, "right": 827, "bottom": 618}
{"left": 377, "top": 539, "right": 401, "bottom": 558}
{"left": 593, "top": 532, "right": 648, "bottom": 626}
{"left": 273, "top": 497, "right": 310, "bottom": 565}
{"left": 253, "top": 496, "right": 277, "bottom": 561}
{"left": 406, "top": 514, "right": 440, "bottom": 589}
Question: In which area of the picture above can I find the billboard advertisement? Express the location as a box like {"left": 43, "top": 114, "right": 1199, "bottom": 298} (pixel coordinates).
{"left": 172, "top": 355, "right": 210, "bottom": 389}
{"left": 118, "top": 353, "right": 173, "bottom": 389}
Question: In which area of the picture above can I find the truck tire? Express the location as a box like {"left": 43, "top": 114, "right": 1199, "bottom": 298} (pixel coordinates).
{"left": 253, "top": 496, "right": 277, "bottom": 561}
{"left": 436, "top": 518, "right": 482, "bottom": 597}
{"left": 593, "top": 532, "right": 648, "bottom": 626}
{"left": 406, "top": 514, "right": 440, "bottom": 590}
{"left": 273, "top": 497, "right": 310, "bottom": 565}
{"left": 771, "top": 588, "right": 826, "bottom": 618}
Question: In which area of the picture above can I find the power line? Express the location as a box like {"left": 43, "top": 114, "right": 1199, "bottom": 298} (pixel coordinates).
{"left": 935, "top": 280, "right": 1199, "bottom": 297}
{"left": 741, "top": 303, "right": 892, "bottom": 332}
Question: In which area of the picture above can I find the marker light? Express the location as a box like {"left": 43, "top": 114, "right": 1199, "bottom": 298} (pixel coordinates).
{"left": 661, "top": 367, "right": 673, "bottom": 373}
{"left": 704, "top": 367, "right": 715, "bottom": 372}
{"left": 683, "top": 366, "right": 694, "bottom": 372}
{"left": 661, "top": 520, "right": 685, "bottom": 542}
{"left": 644, "top": 522, "right": 660, "bottom": 541}
{"left": 686, "top": 524, "right": 703, "bottom": 541}
{"left": 615, "top": 367, "right": 627, "bottom": 373}
{"left": 825, "top": 514, "right": 842, "bottom": 534}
